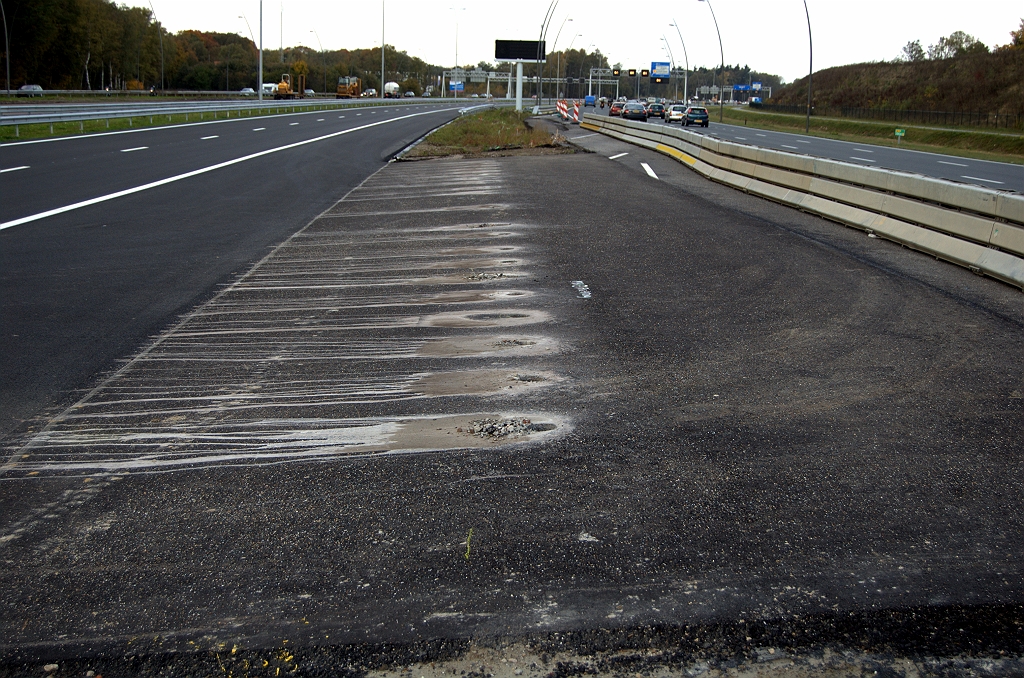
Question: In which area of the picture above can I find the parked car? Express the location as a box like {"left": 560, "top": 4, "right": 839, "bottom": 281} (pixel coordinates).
{"left": 17, "top": 84, "right": 43, "bottom": 97}
{"left": 239, "top": 87, "right": 255, "bottom": 96}
{"left": 608, "top": 100, "right": 625, "bottom": 117}
{"left": 646, "top": 102, "right": 665, "bottom": 120}
{"left": 666, "top": 104, "right": 686, "bottom": 124}
{"left": 683, "top": 106, "right": 710, "bottom": 127}
{"left": 404, "top": 91, "right": 416, "bottom": 97}
{"left": 621, "top": 102, "right": 648, "bottom": 121}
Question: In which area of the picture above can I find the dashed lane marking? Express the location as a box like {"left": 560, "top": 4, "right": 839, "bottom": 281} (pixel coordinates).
{"left": 938, "top": 160, "right": 968, "bottom": 167}
{"left": 0, "top": 165, "right": 29, "bottom": 173}
{"left": 641, "top": 162, "right": 659, "bottom": 179}
{"left": 850, "top": 157, "right": 876, "bottom": 163}
{"left": 201, "top": 135, "right": 219, "bottom": 140}
{"left": 253, "top": 127, "right": 266, "bottom": 131}
{"left": 608, "top": 152, "right": 629, "bottom": 160}
{"left": 962, "top": 175, "right": 1004, "bottom": 185}
{"left": 120, "top": 146, "right": 148, "bottom": 153}
{"left": 781, "top": 144, "right": 799, "bottom": 150}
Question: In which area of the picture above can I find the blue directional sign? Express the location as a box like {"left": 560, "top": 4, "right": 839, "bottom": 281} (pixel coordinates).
{"left": 732, "top": 84, "right": 751, "bottom": 91}
{"left": 650, "top": 61, "right": 671, "bottom": 83}
{"left": 449, "top": 81, "right": 464, "bottom": 91}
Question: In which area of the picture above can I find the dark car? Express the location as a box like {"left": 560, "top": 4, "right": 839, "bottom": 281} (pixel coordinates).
{"left": 17, "top": 84, "right": 43, "bottom": 97}
{"left": 608, "top": 100, "right": 625, "bottom": 117}
{"left": 646, "top": 102, "right": 665, "bottom": 120}
{"left": 621, "top": 102, "right": 648, "bottom": 121}
{"left": 684, "top": 106, "right": 710, "bottom": 127}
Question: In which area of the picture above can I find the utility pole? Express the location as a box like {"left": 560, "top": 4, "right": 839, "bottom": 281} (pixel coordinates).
{"left": 2, "top": 0, "right": 11, "bottom": 95}
{"left": 803, "top": 0, "right": 813, "bottom": 133}
{"left": 381, "top": 0, "right": 385, "bottom": 97}
{"left": 259, "top": 1, "right": 263, "bottom": 100}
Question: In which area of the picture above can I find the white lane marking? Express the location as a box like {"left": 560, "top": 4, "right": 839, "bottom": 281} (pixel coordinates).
{"left": 850, "top": 156, "right": 876, "bottom": 163}
{"left": 756, "top": 133, "right": 767, "bottom": 137}
{"left": 796, "top": 140, "right": 810, "bottom": 144}
{"left": 571, "top": 133, "right": 598, "bottom": 139}
{"left": 734, "top": 136, "right": 747, "bottom": 140}
{"left": 317, "top": 118, "right": 324, "bottom": 122}
{"left": 939, "top": 160, "right": 968, "bottom": 167}
{"left": 253, "top": 127, "right": 266, "bottom": 131}
{"left": 201, "top": 135, "right": 219, "bottom": 140}
{"left": 608, "top": 152, "right": 629, "bottom": 160}
{"left": 120, "top": 146, "right": 148, "bottom": 153}
{"left": 781, "top": 144, "right": 799, "bottom": 149}
{"left": 641, "top": 162, "right": 659, "bottom": 179}
{"left": 339, "top": 115, "right": 345, "bottom": 118}
{"left": 0, "top": 107, "right": 461, "bottom": 232}
{"left": 962, "top": 175, "right": 1004, "bottom": 185}
{"left": 1, "top": 165, "right": 30, "bottom": 173}
{"left": 289, "top": 122, "right": 300, "bottom": 126}
{"left": 356, "top": 113, "right": 362, "bottom": 116}
{"left": 853, "top": 148, "right": 875, "bottom": 153}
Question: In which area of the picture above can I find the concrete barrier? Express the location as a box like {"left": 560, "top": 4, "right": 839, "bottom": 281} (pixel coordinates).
{"left": 582, "top": 113, "right": 1024, "bottom": 289}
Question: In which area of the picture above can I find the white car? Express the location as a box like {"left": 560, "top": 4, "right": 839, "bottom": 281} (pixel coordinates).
{"left": 239, "top": 87, "right": 255, "bottom": 96}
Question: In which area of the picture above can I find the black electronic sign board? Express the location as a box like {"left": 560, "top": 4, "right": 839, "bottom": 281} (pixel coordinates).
{"left": 495, "top": 40, "right": 546, "bottom": 62}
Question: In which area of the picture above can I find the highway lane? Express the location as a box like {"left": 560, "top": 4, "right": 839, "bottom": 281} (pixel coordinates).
{"left": 589, "top": 108, "right": 1024, "bottom": 193}
{"left": 0, "top": 104, "right": 464, "bottom": 442}
{"left": 0, "top": 102, "right": 458, "bottom": 225}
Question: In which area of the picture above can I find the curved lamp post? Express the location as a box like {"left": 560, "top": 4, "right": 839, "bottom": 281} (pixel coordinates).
{"left": 668, "top": 20, "right": 689, "bottom": 103}
{"left": 148, "top": 2, "right": 164, "bottom": 91}
{"left": 697, "top": 0, "right": 724, "bottom": 122}
{"left": 803, "top": 0, "right": 813, "bottom": 132}
{"left": 661, "top": 36, "right": 676, "bottom": 100}
{"left": 310, "top": 29, "right": 326, "bottom": 94}
{"left": 551, "top": 16, "right": 571, "bottom": 97}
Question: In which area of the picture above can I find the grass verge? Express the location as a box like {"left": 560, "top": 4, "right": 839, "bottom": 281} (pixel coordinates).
{"left": 405, "top": 108, "right": 567, "bottom": 158}
{"left": 719, "top": 107, "right": 1024, "bottom": 165}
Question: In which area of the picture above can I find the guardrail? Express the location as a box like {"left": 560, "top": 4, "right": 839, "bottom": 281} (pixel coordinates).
{"left": 0, "top": 98, "right": 447, "bottom": 128}
{"left": 580, "top": 113, "right": 1024, "bottom": 289}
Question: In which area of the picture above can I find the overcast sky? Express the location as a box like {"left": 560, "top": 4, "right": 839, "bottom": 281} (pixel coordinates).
{"left": 136, "top": 1, "right": 1023, "bottom": 83}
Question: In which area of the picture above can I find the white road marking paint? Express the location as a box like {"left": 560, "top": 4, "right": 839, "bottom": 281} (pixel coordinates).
{"left": 356, "top": 113, "right": 362, "bottom": 116}
{"left": 339, "top": 115, "right": 345, "bottom": 118}
{"left": 0, "top": 108, "right": 461, "bottom": 232}
{"left": 289, "top": 122, "right": 300, "bottom": 126}
{"left": 120, "top": 146, "right": 148, "bottom": 153}
{"left": 0, "top": 165, "right": 30, "bottom": 173}
{"left": 734, "top": 136, "right": 747, "bottom": 140}
{"left": 641, "top": 162, "right": 659, "bottom": 179}
{"left": 201, "top": 135, "right": 219, "bottom": 140}
{"left": 571, "top": 133, "right": 598, "bottom": 139}
{"left": 796, "top": 140, "right": 811, "bottom": 144}
{"left": 781, "top": 144, "right": 799, "bottom": 149}
{"left": 252, "top": 127, "right": 266, "bottom": 131}
{"left": 317, "top": 118, "right": 325, "bottom": 122}
{"left": 850, "top": 157, "right": 876, "bottom": 163}
{"left": 853, "top": 148, "right": 875, "bottom": 153}
{"left": 608, "top": 152, "right": 629, "bottom": 160}
{"left": 938, "top": 160, "right": 968, "bottom": 167}
{"left": 961, "top": 175, "right": 1004, "bottom": 185}
{"left": 756, "top": 133, "right": 767, "bottom": 137}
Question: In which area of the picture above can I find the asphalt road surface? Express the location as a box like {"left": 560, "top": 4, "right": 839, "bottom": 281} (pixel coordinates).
{"left": 1, "top": 121, "right": 1023, "bottom": 675}
{"left": 0, "top": 103, "right": 463, "bottom": 443}
{"left": 588, "top": 107, "right": 1024, "bottom": 193}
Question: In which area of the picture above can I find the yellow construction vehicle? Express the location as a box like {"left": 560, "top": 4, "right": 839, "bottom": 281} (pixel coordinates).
{"left": 273, "top": 73, "right": 306, "bottom": 100}
{"left": 336, "top": 76, "right": 361, "bottom": 99}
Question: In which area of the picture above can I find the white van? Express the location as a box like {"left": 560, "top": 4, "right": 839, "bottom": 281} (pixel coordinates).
{"left": 261, "top": 83, "right": 277, "bottom": 96}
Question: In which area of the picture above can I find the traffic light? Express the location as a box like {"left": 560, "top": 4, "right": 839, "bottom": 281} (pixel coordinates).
{"left": 612, "top": 68, "right": 621, "bottom": 77}
{"left": 641, "top": 69, "right": 650, "bottom": 77}
{"left": 628, "top": 69, "right": 636, "bottom": 77}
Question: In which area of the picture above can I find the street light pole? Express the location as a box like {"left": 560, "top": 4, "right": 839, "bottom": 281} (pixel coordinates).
{"left": 551, "top": 16, "right": 571, "bottom": 98}
{"left": 803, "top": 0, "right": 813, "bottom": 133}
{"left": 1, "top": 0, "right": 11, "bottom": 95}
{"left": 148, "top": 1, "right": 164, "bottom": 91}
{"left": 669, "top": 20, "right": 689, "bottom": 103}
{"left": 381, "top": 1, "right": 385, "bottom": 98}
{"left": 310, "top": 29, "right": 325, "bottom": 95}
{"left": 240, "top": 13, "right": 259, "bottom": 94}
{"left": 536, "top": 0, "right": 558, "bottom": 105}
{"left": 661, "top": 36, "right": 676, "bottom": 100}
{"left": 698, "top": 0, "right": 724, "bottom": 122}
{"left": 449, "top": 7, "right": 465, "bottom": 100}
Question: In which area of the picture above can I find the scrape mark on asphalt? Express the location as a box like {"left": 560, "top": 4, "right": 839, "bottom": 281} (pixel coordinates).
{"left": 2, "top": 159, "right": 567, "bottom": 478}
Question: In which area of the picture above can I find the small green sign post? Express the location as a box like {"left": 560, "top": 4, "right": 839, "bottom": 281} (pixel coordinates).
{"left": 895, "top": 128, "right": 906, "bottom": 145}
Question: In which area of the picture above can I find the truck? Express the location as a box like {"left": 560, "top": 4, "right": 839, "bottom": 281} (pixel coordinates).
{"left": 273, "top": 73, "right": 306, "bottom": 100}
{"left": 382, "top": 81, "right": 401, "bottom": 98}
{"left": 336, "top": 76, "right": 361, "bottom": 99}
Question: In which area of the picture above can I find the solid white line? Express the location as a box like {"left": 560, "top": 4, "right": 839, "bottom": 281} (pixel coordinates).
{"left": 608, "top": 152, "right": 629, "bottom": 160}
{"left": 0, "top": 108, "right": 459, "bottom": 232}
{"left": 0, "top": 165, "right": 30, "bottom": 173}
{"left": 120, "top": 146, "right": 148, "bottom": 153}
{"left": 252, "top": 127, "right": 266, "bottom": 131}
{"left": 201, "top": 135, "right": 219, "bottom": 140}
{"left": 961, "top": 175, "right": 1004, "bottom": 185}
{"left": 938, "top": 160, "right": 968, "bottom": 167}
{"left": 850, "top": 156, "right": 876, "bottom": 163}
{"left": 781, "top": 144, "right": 799, "bottom": 149}
{"left": 853, "top": 148, "right": 875, "bottom": 153}
{"left": 641, "top": 162, "right": 659, "bottom": 179}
